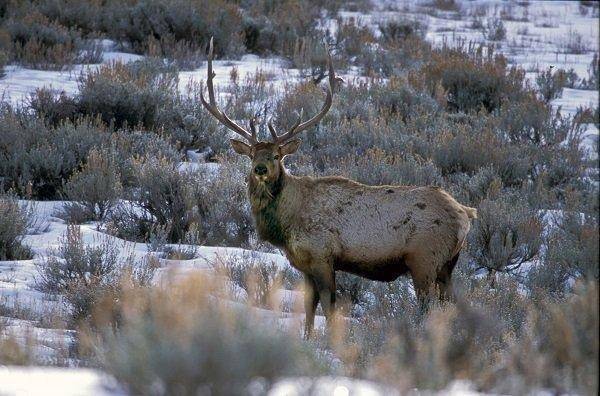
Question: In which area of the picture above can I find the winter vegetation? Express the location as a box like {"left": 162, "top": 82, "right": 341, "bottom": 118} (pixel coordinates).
{"left": 0, "top": 0, "right": 598, "bottom": 395}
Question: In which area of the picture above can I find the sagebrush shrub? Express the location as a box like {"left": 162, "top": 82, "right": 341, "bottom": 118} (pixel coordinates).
{"left": 327, "top": 276, "right": 598, "bottom": 395}
{"left": 61, "top": 147, "right": 123, "bottom": 223}
{"left": 35, "top": 225, "right": 120, "bottom": 323}
{"left": 0, "top": 108, "right": 108, "bottom": 199}
{"left": 320, "top": 149, "right": 443, "bottom": 187}
{"left": 485, "top": 18, "right": 506, "bottom": 41}
{"left": 4, "top": 11, "right": 82, "bottom": 69}
{"left": 379, "top": 19, "right": 426, "bottom": 43}
{"left": 244, "top": 0, "right": 322, "bottom": 59}
{"left": 77, "top": 60, "right": 177, "bottom": 130}
{"left": 29, "top": 88, "right": 80, "bottom": 125}
{"left": 108, "top": 156, "right": 201, "bottom": 243}
{"left": 580, "top": 52, "right": 599, "bottom": 90}
{"left": 530, "top": 208, "right": 599, "bottom": 295}
{"left": 200, "top": 159, "right": 255, "bottom": 247}
{"left": 0, "top": 193, "right": 33, "bottom": 260}
{"left": 429, "top": 0, "right": 461, "bottom": 12}
{"left": 335, "top": 19, "right": 376, "bottom": 59}
{"left": 335, "top": 272, "right": 375, "bottom": 317}
{"left": 91, "top": 275, "right": 322, "bottom": 394}
{"left": 499, "top": 93, "right": 571, "bottom": 146}
{"left": 212, "top": 252, "right": 283, "bottom": 308}
{"left": 501, "top": 281, "right": 599, "bottom": 394}
{"left": 420, "top": 46, "right": 526, "bottom": 112}
{"left": 369, "top": 77, "right": 439, "bottom": 121}
{"left": 101, "top": 0, "right": 244, "bottom": 57}
{"left": 536, "top": 67, "right": 568, "bottom": 103}
{"left": 468, "top": 194, "right": 543, "bottom": 276}
{"left": 35, "top": 225, "right": 156, "bottom": 324}
{"left": 109, "top": 129, "right": 181, "bottom": 187}
{"left": 0, "top": 48, "right": 7, "bottom": 77}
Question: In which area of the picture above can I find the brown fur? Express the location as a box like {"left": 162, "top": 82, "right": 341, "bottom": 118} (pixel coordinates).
{"left": 236, "top": 142, "right": 477, "bottom": 337}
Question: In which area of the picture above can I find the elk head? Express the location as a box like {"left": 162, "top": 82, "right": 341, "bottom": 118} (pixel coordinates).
{"left": 200, "top": 37, "right": 341, "bottom": 185}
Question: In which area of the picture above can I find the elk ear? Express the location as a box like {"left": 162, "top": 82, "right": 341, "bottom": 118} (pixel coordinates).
{"left": 230, "top": 139, "right": 252, "bottom": 157}
{"left": 279, "top": 139, "right": 301, "bottom": 157}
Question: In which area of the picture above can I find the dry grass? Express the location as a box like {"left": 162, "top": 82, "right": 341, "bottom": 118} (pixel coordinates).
{"left": 82, "top": 273, "right": 322, "bottom": 394}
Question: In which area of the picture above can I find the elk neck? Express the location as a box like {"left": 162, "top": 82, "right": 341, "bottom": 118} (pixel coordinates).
{"left": 248, "top": 169, "right": 290, "bottom": 248}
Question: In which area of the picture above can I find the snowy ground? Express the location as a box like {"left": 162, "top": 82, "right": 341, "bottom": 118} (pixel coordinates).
{"left": 0, "top": 366, "right": 488, "bottom": 396}
{"left": 0, "top": 1, "right": 598, "bottom": 395}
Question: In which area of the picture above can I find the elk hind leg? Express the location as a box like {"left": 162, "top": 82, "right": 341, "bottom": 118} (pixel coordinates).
{"left": 407, "top": 254, "right": 438, "bottom": 310}
{"left": 436, "top": 252, "right": 460, "bottom": 302}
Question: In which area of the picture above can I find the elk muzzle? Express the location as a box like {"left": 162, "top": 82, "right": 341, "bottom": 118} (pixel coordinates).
{"left": 254, "top": 164, "right": 268, "bottom": 176}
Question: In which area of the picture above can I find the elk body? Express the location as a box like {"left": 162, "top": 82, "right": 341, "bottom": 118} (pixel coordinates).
{"left": 201, "top": 39, "right": 477, "bottom": 337}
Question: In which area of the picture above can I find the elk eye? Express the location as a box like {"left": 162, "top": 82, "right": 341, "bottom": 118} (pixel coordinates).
{"left": 273, "top": 155, "right": 280, "bottom": 160}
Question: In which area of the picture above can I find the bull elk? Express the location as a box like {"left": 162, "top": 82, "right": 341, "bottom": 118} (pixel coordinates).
{"left": 200, "top": 38, "right": 477, "bottom": 337}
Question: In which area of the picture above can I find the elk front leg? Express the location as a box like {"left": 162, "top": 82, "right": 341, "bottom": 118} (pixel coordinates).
{"left": 303, "top": 275, "right": 319, "bottom": 339}
{"left": 313, "top": 265, "right": 336, "bottom": 324}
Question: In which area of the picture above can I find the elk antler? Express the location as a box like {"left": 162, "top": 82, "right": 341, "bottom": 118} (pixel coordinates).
{"left": 200, "top": 37, "right": 258, "bottom": 144}
{"left": 268, "top": 50, "right": 342, "bottom": 144}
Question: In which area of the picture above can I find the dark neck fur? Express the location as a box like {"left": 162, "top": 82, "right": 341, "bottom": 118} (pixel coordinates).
{"left": 248, "top": 171, "right": 288, "bottom": 247}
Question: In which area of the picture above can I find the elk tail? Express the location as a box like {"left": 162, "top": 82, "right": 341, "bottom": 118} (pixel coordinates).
{"left": 462, "top": 205, "right": 478, "bottom": 219}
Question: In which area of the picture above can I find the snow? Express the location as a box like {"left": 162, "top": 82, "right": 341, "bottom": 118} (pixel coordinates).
{"left": 553, "top": 87, "right": 599, "bottom": 116}
{"left": 0, "top": 368, "right": 495, "bottom": 396}
{"left": 270, "top": 376, "right": 396, "bottom": 396}
{"left": 0, "top": 66, "right": 81, "bottom": 105}
{"left": 0, "top": 366, "right": 124, "bottom": 396}
{"left": 177, "top": 56, "right": 300, "bottom": 96}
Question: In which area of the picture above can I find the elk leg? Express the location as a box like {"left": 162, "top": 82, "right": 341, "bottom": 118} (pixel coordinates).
{"left": 411, "top": 270, "right": 436, "bottom": 310}
{"left": 313, "top": 266, "right": 336, "bottom": 323}
{"left": 436, "top": 253, "right": 460, "bottom": 302}
{"left": 303, "top": 275, "right": 319, "bottom": 339}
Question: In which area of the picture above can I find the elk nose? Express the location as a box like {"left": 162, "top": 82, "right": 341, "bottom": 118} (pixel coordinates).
{"left": 254, "top": 164, "right": 267, "bottom": 175}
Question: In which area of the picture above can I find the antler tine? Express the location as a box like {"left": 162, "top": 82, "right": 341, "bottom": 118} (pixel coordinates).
{"left": 289, "top": 108, "right": 304, "bottom": 134}
{"left": 249, "top": 117, "right": 258, "bottom": 140}
{"left": 206, "top": 37, "right": 216, "bottom": 105}
{"left": 267, "top": 119, "right": 279, "bottom": 141}
{"left": 200, "top": 37, "right": 258, "bottom": 144}
{"left": 273, "top": 50, "right": 338, "bottom": 144}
